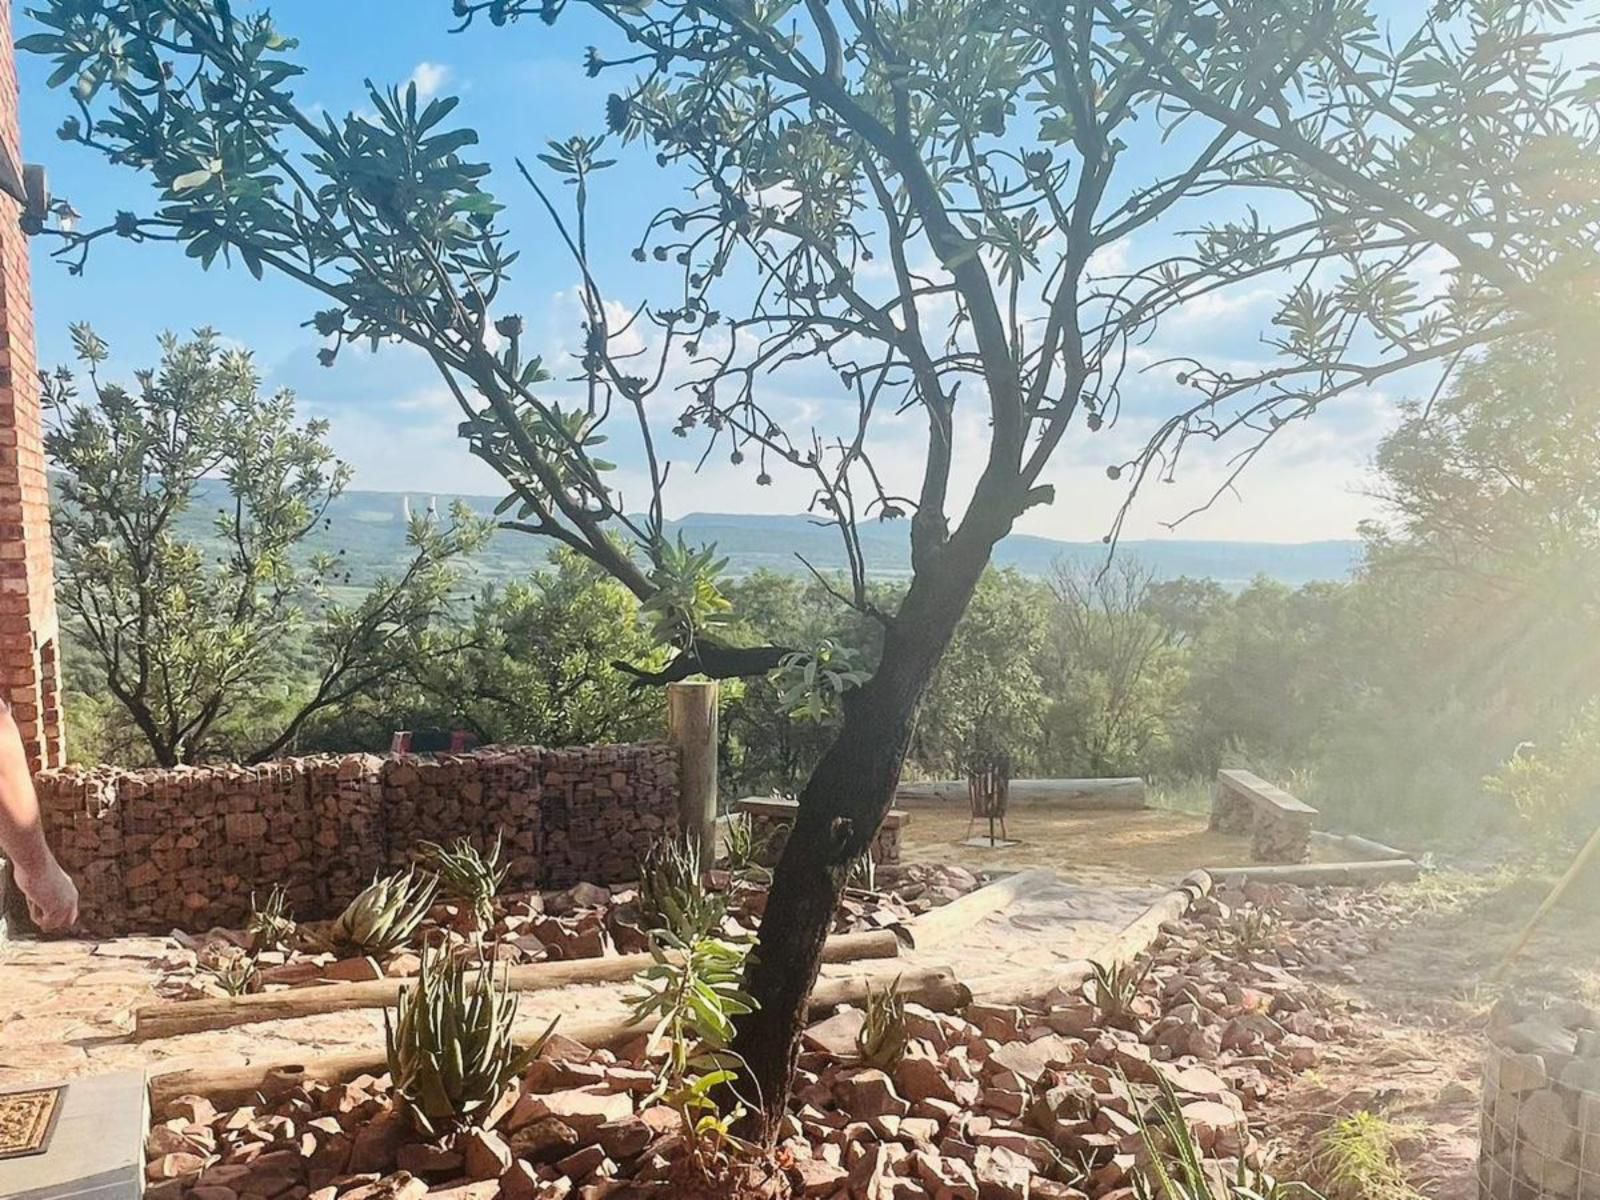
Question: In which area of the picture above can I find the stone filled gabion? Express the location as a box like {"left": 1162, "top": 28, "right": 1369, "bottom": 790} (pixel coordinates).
{"left": 1481, "top": 1012, "right": 1600, "bottom": 1199}
{"left": 35, "top": 743, "right": 678, "bottom": 936}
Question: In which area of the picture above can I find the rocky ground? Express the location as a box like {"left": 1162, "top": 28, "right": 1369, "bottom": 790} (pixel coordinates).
{"left": 157, "top": 863, "right": 985, "bottom": 1002}
{"left": 143, "top": 881, "right": 1392, "bottom": 1200}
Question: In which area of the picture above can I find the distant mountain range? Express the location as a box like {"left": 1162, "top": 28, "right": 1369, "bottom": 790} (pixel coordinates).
{"left": 174, "top": 483, "right": 1360, "bottom": 589}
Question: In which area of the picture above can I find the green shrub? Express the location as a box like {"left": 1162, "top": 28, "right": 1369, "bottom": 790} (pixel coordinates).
{"left": 1486, "top": 701, "right": 1600, "bottom": 846}
{"left": 627, "top": 928, "right": 757, "bottom": 1173}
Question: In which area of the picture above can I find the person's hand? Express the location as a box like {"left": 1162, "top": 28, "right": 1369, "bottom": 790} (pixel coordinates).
{"left": 13, "top": 854, "right": 78, "bottom": 931}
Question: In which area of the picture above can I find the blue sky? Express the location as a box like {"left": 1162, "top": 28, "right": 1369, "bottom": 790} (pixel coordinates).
{"left": 15, "top": 2, "right": 1411, "bottom": 544}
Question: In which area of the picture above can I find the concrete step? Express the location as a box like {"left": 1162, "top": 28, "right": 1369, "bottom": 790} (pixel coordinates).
{"left": 0, "top": 1070, "right": 146, "bottom": 1199}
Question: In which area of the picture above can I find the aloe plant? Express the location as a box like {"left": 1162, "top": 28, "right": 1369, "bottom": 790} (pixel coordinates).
{"left": 385, "top": 946, "right": 555, "bottom": 1137}
{"left": 856, "top": 976, "right": 909, "bottom": 1069}
{"left": 637, "top": 835, "right": 725, "bottom": 941}
{"left": 328, "top": 868, "right": 439, "bottom": 958}
{"left": 1131, "top": 1072, "right": 1321, "bottom": 1200}
{"left": 207, "top": 952, "right": 260, "bottom": 996}
{"left": 245, "top": 883, "right": 297, "bottom": 954}
{"left": 418, "top": 833, "right": 508, "bottom": 925}
{"left": 1090, "top": 955, "right": 1152, "bottom": 1024}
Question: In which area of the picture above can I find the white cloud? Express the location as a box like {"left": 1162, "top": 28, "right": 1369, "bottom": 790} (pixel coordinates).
{"left": 408, "top": 61, "right": 452, "bottom": 100}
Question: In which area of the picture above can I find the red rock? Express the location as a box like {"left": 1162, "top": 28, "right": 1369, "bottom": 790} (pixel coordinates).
{"left": 849, "top": 1143, "right": 910, "bottom": 1200}
{"left": 462, "top": 1127, "right": 512, "bottom": 1180}
{"left": 987, "top": 1036, "right": 1078, "bottom": 1084}
{"left": 348, "top": 1110, "right": 408, "bottom": 1174}
{"left": 322, "top": 955, "right": 384, "bottom": 983}
{"left": 803, "top": 1008, "right": 867, "bottom": 1058}
{"left": 913, "top": 1149, "right": 979, "bottom": 1200}
{"left": 897, "top": 1056, "right": 959, "bottom": 1105}
{"left": 595, "top": 1117, "right": 651, "bottom": 1160}
{"left": 146, "top": 1152, "right": 207, "bottom": 1182}
{"left": 967, "top": 1005, "right": 1024, "bottom": 1042}
{"left": 973, "top": 1144, "right": 1034, "bottom": 1199}
{"left": 973, "top": 1129, "right": 1055, "bottom": 1172}
{"left": 791, "top": 1158, "right": 849, "bottom": 1195}
{"left": 834, "top": 1068, "right": 910, "bottom": 1120}
{"left": 340, "top": 1173, "right": 429, "bottom": 1200}
{"left": 167, "top": 1095, "right": 218, "bottom": 1126}
{"left": 556, "top": 1143, "right": 607, "bottom": 1179}
{"left": 499, "top": 1160, "right": 543, "bottom": 1200}
{"left": 395, "top": 1141, "right": 463, "bottom": 1178}
{"left": 509, "top": 1086, "right": 632, "bottom": 1135}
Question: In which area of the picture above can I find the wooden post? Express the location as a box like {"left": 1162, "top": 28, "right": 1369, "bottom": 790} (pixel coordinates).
{"left": 667, "top": 680, "right": 718, "bottom": 862}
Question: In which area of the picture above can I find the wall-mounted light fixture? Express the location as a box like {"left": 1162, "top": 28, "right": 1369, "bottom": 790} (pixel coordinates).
{"left": 0, "top": 142, "right": 77, "bottom": 236}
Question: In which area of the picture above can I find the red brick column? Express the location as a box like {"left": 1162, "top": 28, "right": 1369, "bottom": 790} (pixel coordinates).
{"left": 0, "top": 3, "right": 64, "bottom": 771}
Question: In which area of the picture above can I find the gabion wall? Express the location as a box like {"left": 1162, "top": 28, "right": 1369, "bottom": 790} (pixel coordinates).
{"left": 1481, "top": 1020, "right": 1600, "bottom": 1199}
{"left": 35, "top": 743, "right": 679, "bottom": 935}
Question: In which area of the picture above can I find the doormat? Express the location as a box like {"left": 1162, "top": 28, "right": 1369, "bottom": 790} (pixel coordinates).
{"left": 0, "top": 1085, "right": 64, "bottom": 1160}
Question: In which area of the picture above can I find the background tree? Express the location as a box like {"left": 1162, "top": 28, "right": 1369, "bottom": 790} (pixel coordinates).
{"left": 46, "top": 326, "right": 488, "bottom": 765}
{"left": 911, "top": 569, "right": 1048, "bottom": 778}
{"left": 414, "top": 548, "right": 668, "bottom": 747}
{"left": 1038, "top": 561, "right": 1187, "bottom": 777}
{"left": 27, "top": 0, "right": 1600, "bottom": 1127}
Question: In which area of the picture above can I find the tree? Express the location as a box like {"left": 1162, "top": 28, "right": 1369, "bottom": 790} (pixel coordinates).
{"left": 45, "top": 326, "right": 488, "bottom": 765}
{"left": 911, "top": 569, "right": 1048, "bottom": 777}
{"left": 1039, "top": 560, "right": 1187, "bottom": 776}
{"left": 417, "top": 548, "right": 669, "bottom": 747}
{"left": 26, "top": 0, "right": 1600, "bottom": 1129}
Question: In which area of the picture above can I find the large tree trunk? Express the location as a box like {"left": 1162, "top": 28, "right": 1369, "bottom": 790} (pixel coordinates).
{"left": 730, "top": 533, "right": 996, "bottom": 1133}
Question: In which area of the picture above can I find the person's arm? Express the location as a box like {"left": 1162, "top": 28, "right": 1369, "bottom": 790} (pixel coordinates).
{"left": 0, "top": 703, "right": 77, "bottom": 931}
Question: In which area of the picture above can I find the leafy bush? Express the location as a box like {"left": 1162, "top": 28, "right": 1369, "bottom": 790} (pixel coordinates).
{"left": 1486, "top": 701, "right": 1600, "bottom": 846}
{"left": 627, "top": 928, "right": 757, "bottom": 1174}
{"left": 328, "top": 868, "right": 438, "bottom": 958}
{"left": 385, "top": 946, "right": 553, "bottom": 1137}
{"left": 418, "top": 834, "right": 508, "bottom": 925}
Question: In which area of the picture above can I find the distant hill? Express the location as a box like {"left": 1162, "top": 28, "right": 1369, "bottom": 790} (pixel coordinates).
{"left": 165, "top": 482, "right": 1360, "bottom": 590}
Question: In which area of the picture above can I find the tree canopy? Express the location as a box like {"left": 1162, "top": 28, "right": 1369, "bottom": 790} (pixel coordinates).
{"left": 46, "top": 326, "right": 488, "bottom": 765}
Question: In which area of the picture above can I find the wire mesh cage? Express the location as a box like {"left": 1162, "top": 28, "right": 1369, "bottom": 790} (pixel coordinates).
{"left": 1480, "top": 1032, "right": 1600, "bottom": 1199}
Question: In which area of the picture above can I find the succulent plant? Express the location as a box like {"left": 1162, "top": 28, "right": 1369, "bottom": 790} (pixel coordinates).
{"left": 719, "top": 813, "right": 771, "bottom": 882}
{"left": 637, "top": 835, "right": 725, "bottom": 941}
{"left": 856, "top": 976, "right": 909, "bottom": 1069}
{"left": 384, "top": 945, "right": 555, "bottom": 1137}
{"left": 328, "top": 868, "right": 439, "bottom": 958}
{"left": 846, "top": 849, "right": 877, "bottom": 894}
{"left": 207, "top": 951, "right": 260, "bottom": 996}
{"left": 245, "top": 883, "right": 297, "bottom": 954}
{"left": 418, "top": 833, "right": 508, "bottom": 925}
{"left": 1089, "top": 955, "right": 1152, "bottom": 1025}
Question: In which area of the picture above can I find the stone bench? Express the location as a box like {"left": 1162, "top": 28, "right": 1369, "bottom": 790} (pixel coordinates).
{"left": 1209, "top": 769, "right": 1316, "bottom": 864}
{"left": 733, "top": 796, "right": 909, "bottom": 866}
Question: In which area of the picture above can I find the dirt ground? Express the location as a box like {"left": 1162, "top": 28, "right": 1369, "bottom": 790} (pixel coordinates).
{"left": 1262, "top": 868, "right": 1600, "bottom": 1199}
{"left": 895, "top": 797, "right": 1340, "bottom": 882}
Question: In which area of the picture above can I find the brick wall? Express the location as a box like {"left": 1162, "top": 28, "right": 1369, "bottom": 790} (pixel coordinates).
{"left": 0, "top": 1, "right": 64, "bottom": 770}
{"left": 36, "top": 743, "right": 680, "bottom": 934}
